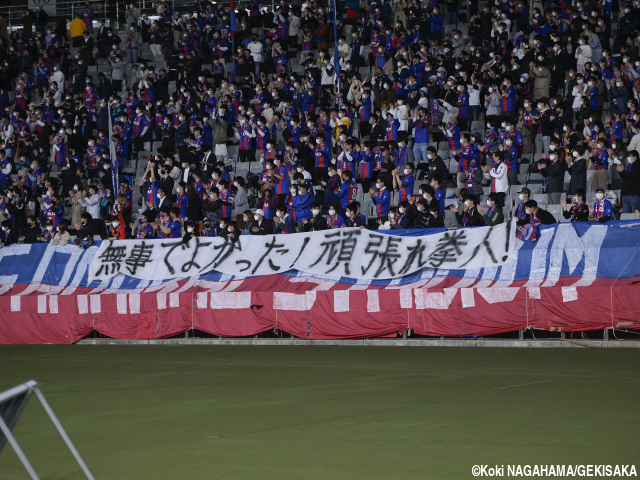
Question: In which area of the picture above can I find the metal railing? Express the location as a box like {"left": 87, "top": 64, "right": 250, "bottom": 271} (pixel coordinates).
{"left": 0, "top": 0, "right": 115, "bottom": 32}
{"left": 0, "top": 0, "right": 232, "bottom": 33}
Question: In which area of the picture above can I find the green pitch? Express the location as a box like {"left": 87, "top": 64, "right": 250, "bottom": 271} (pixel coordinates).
{"left": 0, "top": 345, "right": 638, "bottom": 479}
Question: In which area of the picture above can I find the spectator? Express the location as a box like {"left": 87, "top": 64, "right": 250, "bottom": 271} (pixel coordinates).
{"left": 478, "top": 192, "right": 505, "bottom": 226}
{"left": 249, "top": 209, "right": 273, "bottom": 235}
{"left": 561, "top": 189, "right": 589, "bottom": 222}
{"left": 451, "top": 194, "right": 483, "bottom": 227}
{"left": 589, "top": 188, "right": 613, "bottom": 223}
{"left": 51, "top": 220, "right": 71, "bottom": 245}
{"left": 70, "top": 15, "right": 88, "bottom": 48}
{"left": 0, "top": 219, "right": 18, "bottom": 246}
{"left": 618, "top": 150, "right": 640, "bottom": 213}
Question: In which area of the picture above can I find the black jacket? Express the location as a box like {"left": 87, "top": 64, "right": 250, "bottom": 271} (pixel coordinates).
{"left": 536, "top": 208, "right": 557, "bottom": 224}
{"left": 455, "top": 207, "right": 484, "bottom": 227}
{"left": 249, "top": 219, "right": 273, "bottom": 235}
{"left": 562, "top": 203, "right": 589, "bottom": 222}
{"left": 23, "top": 224, "right": 42, "bottom": 244}
{"left": 568, "top": 157, "right": 587, "bottom": 194}
{"left": 1, "top": 228, "right": 19, "bottom": 246}
{"left": 620, "top": 161, "right": 640, "bottom": 197}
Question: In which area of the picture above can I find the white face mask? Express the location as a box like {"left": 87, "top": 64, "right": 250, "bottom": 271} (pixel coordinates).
{"left": 316, "top": 139, "right": 321, "bottom": 144}
{"left": 290, "top": 191, "right": 298, "bottom": 197}
{"left": 388, "top": 213, "right": 395, "bottom": 219}
{"left": 464, "top": 200, "right": 472, "bottom": 207}
{"left": 376, "top": 184, "right": 383, "bottom": 190}
{"left": 525, "top": 208, "right": 532, "bottom": 215}
{"left": 187, "top": 226, "right": 194, "bottom": 233}
{"left": 243, "top": 215, "right": 248, "bottom": 222}
{"left": 595, "top": 192, "right": 604, "bottom": 200}
{"left": 47, "top": 226, "right": 54, "bottom": 231}
{"left": 519, "top": 194, "right": 525, "bottom": 201}
{"left": 328, "top": 209, "right": 336, "bottom": 216}
{"left": 276, "top": 211, "right": 283, "bottom": 218}
{"left": 427, "top": 154, "right": 433, "bottom": 159}
{"left": 311, "top": 209, "right": 320, "bottom": 215}
{"left": 403, "top": 169, "right": 409, "bottom": 175}
{"left": 254, "top": 214, "right": 260, "bottom": 221}
{"left": 399, "top": 207, "right": 405, "bottom": 214}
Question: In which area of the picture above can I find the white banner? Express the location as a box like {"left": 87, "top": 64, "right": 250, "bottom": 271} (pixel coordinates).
{"left": 89, "top": 222, "right": 516, "bottom": 282}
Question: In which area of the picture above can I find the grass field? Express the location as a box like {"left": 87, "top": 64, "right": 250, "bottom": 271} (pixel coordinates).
{"left": 0, "top": 345, "right": 638, "bottom": 479}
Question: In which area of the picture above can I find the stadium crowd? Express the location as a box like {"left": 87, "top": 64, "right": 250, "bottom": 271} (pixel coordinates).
{"left": 0, "top": 0, "right": 639, "bottom": 247}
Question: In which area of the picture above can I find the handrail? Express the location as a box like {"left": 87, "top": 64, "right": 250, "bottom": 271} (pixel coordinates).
{"left": 0, "top": 0, "right": 116, "bottom": 32}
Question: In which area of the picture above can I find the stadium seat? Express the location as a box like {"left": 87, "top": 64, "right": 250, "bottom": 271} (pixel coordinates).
{"left": 444, "top": 209, "right": 458, "bottom": 228}
{"left": 504, "top": 195, "right": 514, "bottom": 209}
{"left": 527, "top": 183, "right": 543, "bottom": 195}
{"left": 620, "top": 213, "right": 639, "bottom": 220}
{"left": 546, "top": 204, "right": 563, "bottom": 222}
{"left": 470, "top": 120, "right": 484, "bottom": 132}
{"left": 532, "top": 193, "right": 549, "bottom": 206}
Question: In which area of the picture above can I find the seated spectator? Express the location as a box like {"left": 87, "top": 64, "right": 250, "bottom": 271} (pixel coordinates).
{"left": 478, "top": 192, "right": 505, "bottom": 226}
{"left": 302, "top": 202, "right": 327, "bottom": 232}
{"left": 51, "top": 220, "right": 71, "bottom": 246}
{"left": 22, "top": 215, "right": 42, "bottom": 244}
{"left": 0, "top": 220, "right": 19, "bottom": 246}
{"left": 249, "top": 209, "right": 273, "bottom": 235}
{"left": 561, "top": 189, "right": 590, "bottom": 222}
{"left": 589, "top": 187, "right": 613, "bottom": 223}
{"left": 451, "top": 194, "right": 483, "bottom": 227}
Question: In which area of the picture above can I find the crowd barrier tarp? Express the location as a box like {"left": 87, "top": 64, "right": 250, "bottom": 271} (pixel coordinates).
{"left": 0, "top": 221, "right": 639, "bottom": 344}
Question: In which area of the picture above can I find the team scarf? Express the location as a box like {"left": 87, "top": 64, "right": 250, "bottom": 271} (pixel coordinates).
{"left": 431, "top": 99, "right": 440, "bottom": 124}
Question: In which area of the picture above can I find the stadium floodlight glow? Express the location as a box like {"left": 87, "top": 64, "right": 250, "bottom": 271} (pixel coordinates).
{"left": 0, "top": 380, "right": 94, "bottom": 480}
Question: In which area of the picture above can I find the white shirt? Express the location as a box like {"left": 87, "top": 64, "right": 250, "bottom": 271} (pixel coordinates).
{"left": 247, "top": 41, "right": 263, "bottom": 63}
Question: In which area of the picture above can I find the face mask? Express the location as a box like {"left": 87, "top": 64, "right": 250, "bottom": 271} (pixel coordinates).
{"left": 519, "top": 194, "right": 525, "bottom": 201}
{"left": 377, "top": 184, "right": 383, "bottom": 190}
{"left": 345, "top": 211, "right": 352, "bottom": 218}
{"left": 311, "top": 209, "right": 320, "bottom": 215}
{"left": 243, "top": 215, "right": 248, "bottom": 222}
{"left": 290, "top": 191, "right": 297, "bottom": 197}
{"left": 549, "top": 145, "right": 556, "bottom": 151}
{"left": 328, "top": 209, "right": 336, "bottom": 216}
{"left": 316, "top": 139, "right": 321, "bottom": 144}
{"left": 595, "top": 193, "right": 604, "bottom": 200}
{"left": 525, "top": 208, "right": 532, "bottom": 215}
{"left": 403, "top": 169, "right": 409, "bottom": 175}
{"left": 399, "top": 207, "right": 405, "bottom": 214}
{"left": 47, "top": 226, "right": 53, "bottom": 231}
{"left": 254, "top": 214, "right": 260, "bottom": 221}
{"left": 427, "top": 154, "right": 433, "bottom": 159}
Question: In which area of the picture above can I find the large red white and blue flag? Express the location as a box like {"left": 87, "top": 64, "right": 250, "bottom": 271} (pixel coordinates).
{"left": 0, "top": 222, "right": 639, "bottom": 343}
